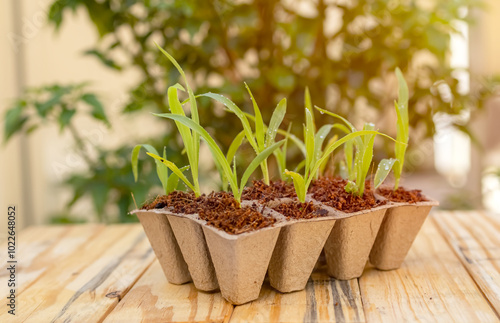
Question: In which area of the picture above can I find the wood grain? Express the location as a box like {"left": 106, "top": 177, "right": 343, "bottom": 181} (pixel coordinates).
{"left": 0, "top": 224, "right": 104, "bottom": 300}
{"left": 0, "top": 224, "right": 155, "bottom": 323}
{"left": 104, "top": 260, "right": 233, "bottom": 323}
{"left": 230, "top": 261, "right": 365, "bottom": 322}
{"left": 433, "top": 211, "right": 500, "bottom": 316}
{"left": 359, "top": 218, "right": 499, "bottom": 322}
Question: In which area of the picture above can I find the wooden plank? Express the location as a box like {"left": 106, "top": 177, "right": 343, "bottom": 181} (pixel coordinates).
{"left": 0, "top": 225, "right": 68, "bottom": 267}
{"left": 103, "top": 260, "right": 234, "bottom": 323}
{"left": 433, "top": 211, "right": 500, "bottom": 316}
{"left": 0, "top": 224, "right": 104, "bottom": 299}
{"left": 230, "top": 261, "right": 365, "bottom": 322}
{"left": 0, "top": 224, "right": 155, "bottom": 322}
{"left": 358, "top": 219, "right": 499, "bottom": 323}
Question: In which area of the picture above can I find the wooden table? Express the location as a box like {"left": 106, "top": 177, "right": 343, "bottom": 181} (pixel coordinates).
{"left": 1, "top": 211, "right": 499, "bottom": 322}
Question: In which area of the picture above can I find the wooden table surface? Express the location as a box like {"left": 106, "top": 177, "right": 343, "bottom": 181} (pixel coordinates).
{"left": 1, "top": 211, "right": 499, "bottom": 322}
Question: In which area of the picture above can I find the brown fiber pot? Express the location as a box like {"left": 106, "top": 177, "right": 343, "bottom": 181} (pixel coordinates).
{"left": 134, "top": 210, "right": 191, "bottom": 284}
{"left": 265, "top": 199, "right": 336, "bottom": 293}
{"left": 322, "top": 206, "right": 388, "bottom": 280}
{"left": 167, "top": 214, "right": 219, "bottom": 291}
{"left": 369, "top": 197, "right": 439, "bottom": 270}
{"left": 202, "top": 224, "right": 281, "bottom": 305}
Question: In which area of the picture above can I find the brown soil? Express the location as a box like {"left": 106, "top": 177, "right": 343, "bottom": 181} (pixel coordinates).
{"left": 378, "top": 187, "right": 428, "bottom": 203}
{"left": 141, "top": 191, "right": 202, "bottom": 214}
{"left": 271, "top": 201, "right": 329, "bottom": 220}
{"left": 309, "top": 177, "right": 385, "bottom": 213}
{"left": 242, "top": 180, "right": 297, "bottom": 202}
{"left": 143, "top": 191, "right": 276, "bottom": 235}
{"left": 198, "top": 192, "right": 276, "bottom": 235}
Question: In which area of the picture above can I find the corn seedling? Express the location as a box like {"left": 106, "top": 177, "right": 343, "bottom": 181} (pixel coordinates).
{"left": 285, "top": 89, "right": 398, "bottom": 202}
{"left": 198, "top": 83, "right": 286, "bottom": 185}
{"left": 373, "top": 67, "right": 409, "bottom": 190}
{"left": 131, "top": 144, "right": 188, "bottom": 195}
{"left": 156, "top": 44, "right": 202, "bottom": 196}
{"left": 314, "top": 106, "right": 401, "bottom": 197}
{"left": 150, "top": 113, "right": 285, "bottom": 207}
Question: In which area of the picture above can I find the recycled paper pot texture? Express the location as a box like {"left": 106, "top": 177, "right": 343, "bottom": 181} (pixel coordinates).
{"left": 369, "top": 200, "right": 439, "bottom": 270}
{"left": 135, "top": 210, "right": 191, "bottom": 284}
{"left": 202, "top": 225, "right": 281, "bottom": 305}
{"left": 268, "top": 219, "right": 336, "bottom": 293}
{"left": 167, "top": 214, "right": 219, "bottom": 291}
{"left": 323, "top": 207, "right": 387, "bottom": 280}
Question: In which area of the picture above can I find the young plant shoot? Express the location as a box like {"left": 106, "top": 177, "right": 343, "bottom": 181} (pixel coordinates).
{"left": 198, "top": 83, "right": 286, "bottom": 185}
{"left": 131, "top": 144, "right": 188, "bottom": 196}
{"left": 373, "top": 67, "right": 409, "bottom": 190}
{"left": 285, "top": 89, "right": 397, "bottom": 202}
{"left": 149, "top": 114, "right": 285, "bottom": 207}
{"left": 156, "top": 44, "right": 202, "bottom": 196}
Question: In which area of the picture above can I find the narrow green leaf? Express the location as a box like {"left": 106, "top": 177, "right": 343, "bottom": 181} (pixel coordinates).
{"left": 153, "top": 113, "right": 238, "bottom": 196}
{"left": 305, "top": 87, "right": 314, "bottom": 123}
{"left": 131, "top": 144, "right": 159, "bottom": 182}
{"left": 239, "top": 140, "right": 285, "bottom": 193}
{"left": 157, "top": 147, "right": 170, "bottom": 193}
{"left": 285, "top": 170, "right": 306, "bottom": 203}
{"left": 227, "top": 130, "right": 246, "bottom": 163}
{"left": 147, "top": 152, "right": 196, "bottom": 192}
{"left": 245, "top": 83, "right": 265, "bottom": 150}
{"left": 166, "top": 166, "right": 189, "bottom": 194}
{"left": 315, "top": 106, "right": 356, "bottom": 132}
{"left": 314, "top": 124, "right": 333, "bottom": 163}
{"left": 266, "top": 98, "right": 287, "bottom": 147}
{"left": 307, "top": 130, "right": 398, "bottom": 189}
{"left": 199, "top": 92, "right": 258, "bottom": 151}
{"left": 156, "top": 43, "right": 200, "bottom": 192}
{"left": 304, "top": 106, "right": 315, "bottom": 178}
{"left": 374, "top": 158, "right": 397, "bottom": 189}
{"left": 344, "top": 139, "right": 354, "bottom": 181}
{"left": 319, "top": 134, "right": 338, "bottom": 176}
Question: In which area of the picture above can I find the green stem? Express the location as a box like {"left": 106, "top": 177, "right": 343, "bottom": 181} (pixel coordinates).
{"left": 261, "top": 160, "right": 270, "bottom": 185}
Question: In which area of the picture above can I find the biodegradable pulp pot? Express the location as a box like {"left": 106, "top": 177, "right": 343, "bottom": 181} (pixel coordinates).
{"left": 265, "top": 199, "right": 336, "bottom": 293}
{"left": 167, "top": 213, "right": 219, "bottom": 291}
{"left": 369, "top": 197, "right": 439, "bottom": 270}
{"left": 322, "top": 206, "right": 388, "bottom": 280}
{"left": 202, "top": 223, "right": 281, "bottom": 305}
{"left": 134, "top": 210, "right": 191, "bottom": 284}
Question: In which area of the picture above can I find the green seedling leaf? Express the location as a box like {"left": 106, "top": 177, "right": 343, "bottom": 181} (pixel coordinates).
{"left": 344, "top": 139, "right": 354, "bottom": 181}
{"left": 154, "top": 113, "right": 239, "bottom": 199}
{"left": 167, "top": 165, "right": 189, "bottom": 194}
{"left": 157, "top": 147, "right": 170, "bottom": 193}
{"left": 374, "top": 158, "right": 397, "bottom": 189}
{"left": 314, "top": 124, "right": 333, "bottom": 165}
{"left": 307, "top": 130, "right": 398, "bottom": 189}
{"left": 285, "top": 170, "right": 306, "bottom": 203}
{"left": 266, "top": 98, "right": 287, "bottom": 147}
{"left": 156, "top": 43, "right": 200, "bottom": 194}
{"left": 319, "top": 134, "right": 338, "bottom": 175}
{"left": 245, "top": 83, "right": 265, "bottom": 150}
{"left": 304, "top": 107, "right": 315, "bottom": 178}
{"left": 239, "top": 140, "right": 285, "bottom": 193}
{"left": 275, "top": 123, "right": 292, "bottom": 179}
{"left": 131, "top": 144, "right": 159, "bottom": 182}
{"left": 199, "top": 92, "right": 258, "bottom": 152}
{"left": 227, "top": 130, "right": 246, "bottom": 162}
{"left": 295, "top": 160, "right": 306, "bottom": 173}
{"left": 394, "top": 67, "right": 410, "bottom": 189}
{"left": 147, "top": 152, "right": 196, "bottom": 192}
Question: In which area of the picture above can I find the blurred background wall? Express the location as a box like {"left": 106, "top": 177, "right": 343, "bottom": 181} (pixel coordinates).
{"left": 1, "top": 0, "right": 500, "bottom": 237}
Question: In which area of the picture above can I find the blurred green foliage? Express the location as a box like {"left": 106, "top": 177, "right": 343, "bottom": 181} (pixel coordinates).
{"left": 3, "top": 0, "right": 497, "bottom": 222}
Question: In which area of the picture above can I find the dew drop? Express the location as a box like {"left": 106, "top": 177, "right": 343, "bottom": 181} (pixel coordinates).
{"left": 319, "top": 111, "right": 324, "bottom": 115}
